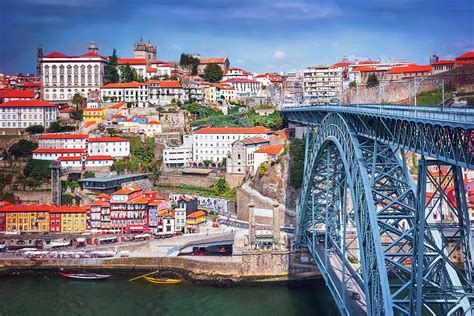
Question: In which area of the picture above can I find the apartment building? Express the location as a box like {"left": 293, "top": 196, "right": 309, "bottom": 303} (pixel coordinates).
{"left": 303, "top": 66, "right": 342, "bottom": 104}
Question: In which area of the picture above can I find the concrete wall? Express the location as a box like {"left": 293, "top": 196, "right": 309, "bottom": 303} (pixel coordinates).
{"left": 225, "top": 173, "right": 245, "bottom": 188}
{"left": 158, "top": 174, "right": 217, "bottom": 187}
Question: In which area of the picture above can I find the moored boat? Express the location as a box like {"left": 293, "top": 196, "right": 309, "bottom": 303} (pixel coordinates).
{"left": 58, "top": 271, "right": 112, "bottom": 280}
{"left": 143, "top": 276, "right": 181, "bottom": 284}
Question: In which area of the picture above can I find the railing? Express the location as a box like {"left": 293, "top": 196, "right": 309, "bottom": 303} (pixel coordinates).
{"left": 283, "top": 104, "right": 474, "bottom": 124}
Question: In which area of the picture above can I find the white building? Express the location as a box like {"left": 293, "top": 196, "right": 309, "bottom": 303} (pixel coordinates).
{"left": 1, "top": 90, "right": 35, "bottom": 103}
{"left": 222, "top": 78, "right": 261, "bottom": 96}
{"left": 226, "top": 136, "right": 270, "bottom": 174}
{"left": 218, "top": 84, "right": 236, "bottom": 103}
{"left": 163, "top": 135, "right": 193, "bottom": 168}
{"left": 149, "top": 61, "right": 175, "bottom": 78}
{"left": 38, "top": 134, "right": 88, "bottom": 149}
{"left": 57, "top": 155, "right": 113, "bottom": 169}
{"left": 304, "top": 66, "right": 343, "bottom": 104}
{"left": 253, "top": 144, "right": 285, "bottom": 173}
{"left": 0, "top": 100, "right": 58, "bottom": 130}
{"left": 40, "top": 43, "right": 108, "bottom": 103}
{"left": 100, "top": 82, "right": 148, "bottom": 107}
{"left": 117, "top": 58, "right": 148, "bottom": 79}
{"left": 32, "top": 148, "right": 85, "bottom": 160}
{"left": 87, "top": 137, "right": 130, "bottom": 158}
{"left": 174, "top": 208, "right": 187, "bottom": 232}
{"left": 148, "top": 80, "right": 185, "bottom": 105}
{"left": 192, "top": 126, "right": 273, "bottom": 164}
{"left": 222, "top": 68, "right": 253, "bottom": 81}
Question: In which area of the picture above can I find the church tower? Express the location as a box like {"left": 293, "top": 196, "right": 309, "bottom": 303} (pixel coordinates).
{"left": 133, "top": 39, "right": 157, "bottom": 64}
{"left": 37, "top": 45, "right": 43, "bottom": 76}
{"left": 88, "top": 42, "right": 99, "bottom": 54}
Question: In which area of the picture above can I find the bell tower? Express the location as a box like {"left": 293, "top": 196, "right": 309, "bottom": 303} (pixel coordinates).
{"left": 37, "top": 44, "right": 43, "bottom": 76}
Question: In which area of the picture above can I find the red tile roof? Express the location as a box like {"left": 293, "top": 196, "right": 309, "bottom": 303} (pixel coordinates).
{"left": 117, "top": 58, "right": 147, "bottom": 65}
{"left": 87, "top": 155, "right": 113, "bottom": 161}
{"left": 83, "top": 107, "right": 105, "bottom": 111}
{"left": 255, "top": 144, "right": 284, "bottom": 155}
{"left": 81, "top": 52, "right": 102, "bottom": 57}
{"left": 194, "top": 126, "right": 273, "bottom": 135}
{"left": 101, "top": 82, "right": 144, "bottom": 89}
{"left": 148, "top": 120, "right": 161, "bottom": 124}
{"left": 44, "top": 52, "right": 67, "bottom": 58}
{"left": 83, "top": 121, "right": 96, "bottom": 128}
{"left": 112, "top": 186, "right": 142, "bottom": 195}
{"left": 200, "top": 58, "right": 227, "bottom": 64}
{"left": 357, "top": 61, "right": 380, "bottom": 65}
{"left": 21, "top": 82, "right": 41, "bottom": 88}
{"left": 222, "top": 78, "right": 259, "bottom": 84}
{"left": 456, "top": 51, "right": 474, "bottom": 60}
{"left": 127, "top": 196, "right": 150, "bottom": 204}
{"left": 147, "top": 67, "right": 157, "bottom": 73}
{"left": 146, "top": 80, "right": 182, "bottom": 88}
{"left": 0, "top": 100, "right": 57, "bottom": 108}
{"left": 432, "top": 59, "right": 456, "bottom": 65}
{"left": 50, "top": 205, "right": 86, "bottom": 214}
{"left": 187, "top": 210, "right": 206, "bottom": 219}
{"left": 59, "top": 107, "right": 74, "bottom": 113}
{"left": 388, "top": 64, "right": 432, "bottom": 74}
{"left": 351, "top": 66, "right": 376, "bottom": 72}
{"left": 88, "top": 137, "right": 128, "bottom": 143}
{"left": 39, "top": 134, "right": 88, "bottom": 139}
{"left": 33, "top": 148, "right": 85, "bottom": 154}
{"left": 108, "top": 102, "right": 127, "bottom": 109}
{"left": 57, "top": 156, "right": 81, "bottom": 161}
{"left": 331, "top": 62, "right": 351, "bottom": 68}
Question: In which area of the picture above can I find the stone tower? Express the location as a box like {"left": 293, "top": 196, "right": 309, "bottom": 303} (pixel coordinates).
{"left": 133, "top": 39, "right": 157, "bottom": 64}
{"left": 37, "top": 45, "right": 43, "bottom": 76}
{"left": 88, "top": 42, "right": 99, "bottom": 54}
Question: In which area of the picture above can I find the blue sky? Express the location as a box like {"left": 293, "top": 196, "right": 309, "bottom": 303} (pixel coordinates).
{"left": 1, "top": 0, "right": 473, "bottom": 74}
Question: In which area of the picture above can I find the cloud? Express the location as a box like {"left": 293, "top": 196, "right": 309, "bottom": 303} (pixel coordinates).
{"left": 272, "top": 49, "right": 286, "bottom": 60}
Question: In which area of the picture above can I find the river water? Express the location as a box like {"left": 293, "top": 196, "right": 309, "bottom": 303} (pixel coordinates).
{"left": 0, "top": 274, "right": 338, "bottom": 316}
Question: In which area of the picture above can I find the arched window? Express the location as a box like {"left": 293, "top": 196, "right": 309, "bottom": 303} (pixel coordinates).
{"left": 67, "top": 65, "right": 72, "bottom": 74}
{"left": 87, "top": 74, "right": 92, "bottom": 83}
{"left": 94, "top": 65, "right": 99, "bottom": 74}
{"left": 80, "top": 65, "right": 85, "bottom": 74}
{"left": 52, "top": 65, "right": 57, "bottom": 75}
{"left": 59, "top": 65, "right": 64, "bottom": 74}
{"left": 81, "top": 74, "right": 85, "bottom": 83}
{"left": 87, "top": 65, "right": 92, "bottom": 74}
{"left": 74, "top": 75, "right": 78, "bottom": 84}
{"left": 94, "top": 74, "right": 98, "bottom": 84}
{"left": 60, "top": 75, "right": 64, "bottom": 84}
{"left": 44, "top": 65, "right": 50, "bottom": 74}
{"left": 45, "top": 75, "right": 49, "bottom": 83}
{"left": 67, "top": 75, "right": 72, "bottom": 84}
{"left": 74, "top": 65, "right": 79, "bottom": 74}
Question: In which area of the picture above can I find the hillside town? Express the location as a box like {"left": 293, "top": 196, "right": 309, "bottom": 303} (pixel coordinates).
{"left": 0, "top": 39, "right": 473, "bottom": 283}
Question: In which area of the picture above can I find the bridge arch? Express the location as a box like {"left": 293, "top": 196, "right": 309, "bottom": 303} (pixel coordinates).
{"left": 297, "top": 113, "right": 417, "bottom": 315}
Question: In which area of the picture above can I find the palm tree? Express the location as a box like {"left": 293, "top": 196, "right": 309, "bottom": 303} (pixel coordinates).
{"left": 72, "top": 93, "right": 84, "bottom": 110}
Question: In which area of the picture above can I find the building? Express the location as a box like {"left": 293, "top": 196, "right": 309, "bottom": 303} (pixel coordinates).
{"left": 117, "top": 58, "right": 148, "bottom": 79}
{"left": 1, "top": 90, "right": 36, "bottom": 103}
{"left": 193, "top": 126, "right": 273, "bottom": 164}
{"left": 455, "top": 51, "right": 474, "bottom": 62}
{"left": 163, "top": 135, "right": 193, "bottom": 168}
{"left": 176, "top": 196, "right": 199, "bottom": 214}
{"left": 304, "top": 66, "right": 342, "bottom": 104}
{"left": 51, "top": 205, "right": 87, "bottom": 233}
{"left": 174, "top": 208, "right": 187, "bottom": 232}
{"left": 226, "top": 136, "right": 270, "bottom": 174}
{"left": 109, "top": 185, "right": 145, "bottom": 233}
{"left": 198, "top": 57, "right": 230, "bottom": 75}
{"left": 202, "top": 83, "right": 221, "bottom": 105}
{"left": 0, "top": 100, "right": 58, "bottom": 131}
{"left": 147, "top": 80, "right": 185, "bottom": 106}
{"left": 186, "top": 210, "right": 206, "bottom": 233}
{"left": 386, "top": 64, "right": 432, "bottom": 81}
{"left": 83, "top": 107, "right": 105, "bottom": 123}
{"left": 38, "top": 134, "right": 89, "bottom": 149}
{"left": 222, "top": 68, "right": 253, "bottom": 81}
{"left": 57, "top": 155, "right": 114, "bottom": 169}
{"left": 100, "top": 82, "right": 148, "bottom": 107}
{"left": 218, "top": 84, "right": 236, "bottom": 103}
{"left": 253, "top": 144, "right": 285, "bottom": 173}
{"left": 32, "top": 148, "right": 85, "bottom": 160}
{"left": 133, "top": 40, "right": 157, "bottom": 64}
{"left": 87, "top": 137, "right": 130, "bottom": 158}
{"left": 40, "top": 43, "right": 108, "bottom": 103}
{"left": 222, "top": 78, "right": 261, "bottom": 96}
{"left": 2, "top": 204, "right": 50, "bottom": 233}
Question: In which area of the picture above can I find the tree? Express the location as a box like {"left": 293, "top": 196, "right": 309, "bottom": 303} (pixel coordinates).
{"left": 25, "top": 125, "right": 44, "bottom": 134}
{"left": 179, "top": 53, "right": 200, "bottom": 75}
{"left": 366, "top": 74, "right": 379, "bottom": 88}
{"left": 212, "top": 177, "right": 230, "bottom": 196}
{"left": 47, "top": 121, "right": 75, "bottom": 133}
{"left": 9, "top": 140, "right": 38, "bottom": 157}
{"left": 71, "top": 93, "right": 84, "bottom": 110}
{"left": 104, "top": 49, "right": 119, "bottom": 84}
{"left": 71, "top": 109, "right": 83, "bottom": 121}
{"left": 203, "top": 64, "right": 223, "bottom": 83}
{"left": 23, "top": 159, "right": 50, "bottom": 183}
{"left": 289, "top": 138, "right": 305, "bottom": 189}
{"left": 120, "top": 64, "right": 135, "bottom": 83}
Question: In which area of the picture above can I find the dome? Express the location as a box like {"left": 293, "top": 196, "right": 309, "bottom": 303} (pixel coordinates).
{"left": 88, "top": 42, "right": 99, "bottom": 53}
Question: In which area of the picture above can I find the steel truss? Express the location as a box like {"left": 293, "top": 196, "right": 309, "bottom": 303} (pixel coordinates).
{"left": 296, "top": 113, "right": 473, "bottom": 315}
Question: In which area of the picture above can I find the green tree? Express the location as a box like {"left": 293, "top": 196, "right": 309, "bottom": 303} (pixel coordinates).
{"left": 203, "top": 64, "right": 223, "bottom": 82}
{"left": 212, "top": 177, "right": 230, "bottom": 196}
{"left": 82, "top": 171, "right": 95, "bottom": 178}
{"left": 8, "top": 140, "right": 38, "bottom": 157}
{"left": 23, "top": 159, "right": 50, "bottom": 183}
{"left": 366, "top": 74, "right": 379, "bottom": 88}
{"left": 72, "top": 93, "right": 84, "bottom": 110}
{"left": 120, "top": 64, "right": 135, "bottom": 83}
{"left": 289, "top": 138, "right": 305, "bottom": 189}
{"left": 25, "top": 125, "right": 45, "bottom": 134}
{"left": 47, "top": 121, "right": 75, "bottom": 133}
{"left": 104, "top": 49, "right": 119, "bottom": 84}
{"left": 71, "top": 109, "right": 83, "bottom": 121}
{"left": 179, "top": 53, "right": 200, "bottom": 75}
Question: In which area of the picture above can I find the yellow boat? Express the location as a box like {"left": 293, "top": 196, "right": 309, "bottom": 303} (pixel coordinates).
{"left": 143, "top": 276, "right": 182, "bottom": 285}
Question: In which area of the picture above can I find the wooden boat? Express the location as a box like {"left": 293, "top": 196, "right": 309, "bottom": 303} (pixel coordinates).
{"left": 58, "top": 271, "right": 112, "bottom": 280}
{"left": 143, "top": 276, "right": 181, "bottom": 284}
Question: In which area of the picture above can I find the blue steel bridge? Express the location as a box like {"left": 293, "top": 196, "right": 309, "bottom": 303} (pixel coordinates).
{"left": 282, "top": 104, "right": 474, "bottom": 316}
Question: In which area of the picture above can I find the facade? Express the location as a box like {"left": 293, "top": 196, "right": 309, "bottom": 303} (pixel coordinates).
{"left": 226, "top": 136, "right": 270, "bottom": 174}
{"left": 186, "top": 210, "right": 206, "bottom": 233}
{"left": 304, "top": 66, "right": 342, "bottom": 104}
{"left": 174, "top": 208, "right": 187, "bottom": 232}
{"left": 100, "top": 82, "right": 148, "bottom": 107}
{"left": 222, "top": 68, "right": 253, "bottom": 81}
{"left": 163, "top": 135, "right": 193, "bottom": 168}
{"left": 117, "top": 58, "right": 148, "bottom": 79}
{"left": 198, "top": 57, "right": 230, "bottom": 75}
{"left": 87, "top": 137, "right": 130, "bottom": 158}
{"left": 133, "top": 40, "right": 157, "bottom": 64}
{"left": 83, "top": 107, "right": 105, "bottom": 123}
{"left": 147, "top": 80, "right": 185, "bottom": 106}
{"left": 0, "top": 100, "right": 58, "bottom": 130}
{"left": 386, "top": 64, "right": 432, "bottom": 81}
{"left": 32, "top": 148, "right": 85, "bottom": 160}
{"left": 253, "top": 144, "right": 285, "bottom": 172}
{"left": 222, "top": 78, "right": 261, "bottom": 96}
{"left": 193, "top": 126, "right": 273, "bottom": 164}
{"left": 52, "top": 206, "right": 87, "bottom": 233}
{"left": 1, "top": 90, "right": 35, "bottom": 103}
{"left": 40, "top": 43, "right": 108, "bottom": 103}
{"left": 57, "top": 155, "right": 113, "bottom": 169}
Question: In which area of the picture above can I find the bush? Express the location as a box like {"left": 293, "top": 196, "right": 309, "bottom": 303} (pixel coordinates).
{"left": 25, "top": 125, "right": 45, "bottom": 134}
{"left": 82, "top": 171, "right": 95, "bottom": 178}
{"left": 257, "top": 162, "right": 268, "bottom": 177}
{"left": 47, "top": 121, "right": 75, "bottom": 133}
{"left": 9, "top": 140, "right": 38, "bottom": 157}
{"left": 23, "top": 159, "right": 50, "bottom": 183}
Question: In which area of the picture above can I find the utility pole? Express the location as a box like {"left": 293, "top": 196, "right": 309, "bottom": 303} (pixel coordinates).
{"left": 414, "top": 77, "right": 417, "bottom": 107}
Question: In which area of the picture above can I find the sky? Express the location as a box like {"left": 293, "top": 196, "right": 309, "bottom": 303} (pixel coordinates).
{"left": 1, "top": 0, "right": 473, "bottom": 74}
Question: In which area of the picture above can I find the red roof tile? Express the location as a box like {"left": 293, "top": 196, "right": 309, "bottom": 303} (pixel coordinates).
{"left": 33, "top": 148, "right": 85, "bottom": 154}
{"left": 57, "top": 156, "right": 81, "bottom": 161}
{"left": 194, "top": 126, "right": 273, "bottom": 135}
{"left": 147, "top": 67, "right": 157, "bottom": 73}
{"left": 331, "top": 62, "right": 351, "bottom": 68}
{"left": 432, "top": 59, "right": 456, "bottom": 65}
{"left": 39, "top": 133, "right": 88, "bottom": 139}
{"left": 255, "top": 144, "right": 284, "bottom": 155}
{"left": 0, "top": 100, "right": 57, "bottom": 108}
{"left": 187, "top": 210, "right": 206, "bottom": 219}
{"left": 44, "top": 52, "right": 67, "bottom": 58}
{"left": 21, "top": 82, "right": 41, "bottom": 88}
{"left": 148, "top": 120, "right": 161, "bottom": 124}
{"left": 108, "top": 102, "right": 127, "bottom": 109}
{"left": 117, "top": 58, "right": 147, "bottom": 65}
{"left": 200, "top": 58, "right": 227, "bottom": 64}
{"left": 456, "top": 51, "right": 474, "bottom": 60}
{"left": 146, "top": 80, "right": 181, "bottom": 88}
{"left": 88, "top": 137, "right": 128, "bottom": 143}
{"left": 101, "top": 82, "right": 144, "bottom": 89}
{"left": 87, "top": 155, "right": 113, "bottom": 161}
{"left": 351, "top": 66, "right": 376, "bottom": 72}
{"left": 388, "top": 64, "right": 432, "bottom": 74}
{"left": 81, "top": 52, "right": 102, "bottom": 57}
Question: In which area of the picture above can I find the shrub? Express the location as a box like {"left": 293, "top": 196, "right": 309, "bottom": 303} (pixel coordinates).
{"left": 25, "top": 125, "right": 45, "bottom": 134}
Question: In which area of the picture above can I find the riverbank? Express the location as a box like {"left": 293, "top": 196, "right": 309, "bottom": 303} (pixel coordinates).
{"left": 0, "top": 254, "right": 320, "bottom": 286}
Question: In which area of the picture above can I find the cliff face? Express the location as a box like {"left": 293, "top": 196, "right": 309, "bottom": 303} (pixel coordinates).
{"left": 249, "top": 154, "right": 299, "bottom": 211}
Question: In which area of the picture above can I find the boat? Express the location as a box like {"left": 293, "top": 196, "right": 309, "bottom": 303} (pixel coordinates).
{"left": 143, "top": 276, "right": 181, "bottom": 284}
{"left": 58, "top": 271, "right": 112, "bottom": 280}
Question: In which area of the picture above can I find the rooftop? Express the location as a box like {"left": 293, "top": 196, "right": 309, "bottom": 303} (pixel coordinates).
{"left": 1, "top": 90, "right": 35, "bottom": 98}
{"left": 255, "top": 144, "right": 285, "bottom": 155}
{"left": 78, "top": 173, "right": 148, "bottom": 183}
{"left": 39, "top": 133, "right": 88, "bottom": 139}
{"left": 0, "top": 100, "right": 57, "bottom": 108}
{"left": 194, "top": 126, "right": 273, "bottom": 135}
{"left": 88, "top": 137, "right": 128, "bottom": 143}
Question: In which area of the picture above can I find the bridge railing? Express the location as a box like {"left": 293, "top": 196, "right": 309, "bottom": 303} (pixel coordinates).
{"left": 284, "top": 104, "right": 474, "bottom": 124}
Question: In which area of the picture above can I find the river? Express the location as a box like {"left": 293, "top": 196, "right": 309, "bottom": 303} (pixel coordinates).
{"left": 0, "top": 274, "right": 338, "bottom": 315}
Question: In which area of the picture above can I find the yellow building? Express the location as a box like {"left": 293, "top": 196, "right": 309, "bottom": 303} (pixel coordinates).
{"left": 186, "top": 210, "right": 207, "bottom": 231}
{"left": 83, "top": 107, "right": 105, "bottom": 123}
{"left": 4, "top": 205, "right": 50, "bottom": 233}
{"left": 52, "top": 206, "right": 87, "bottom": 233}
